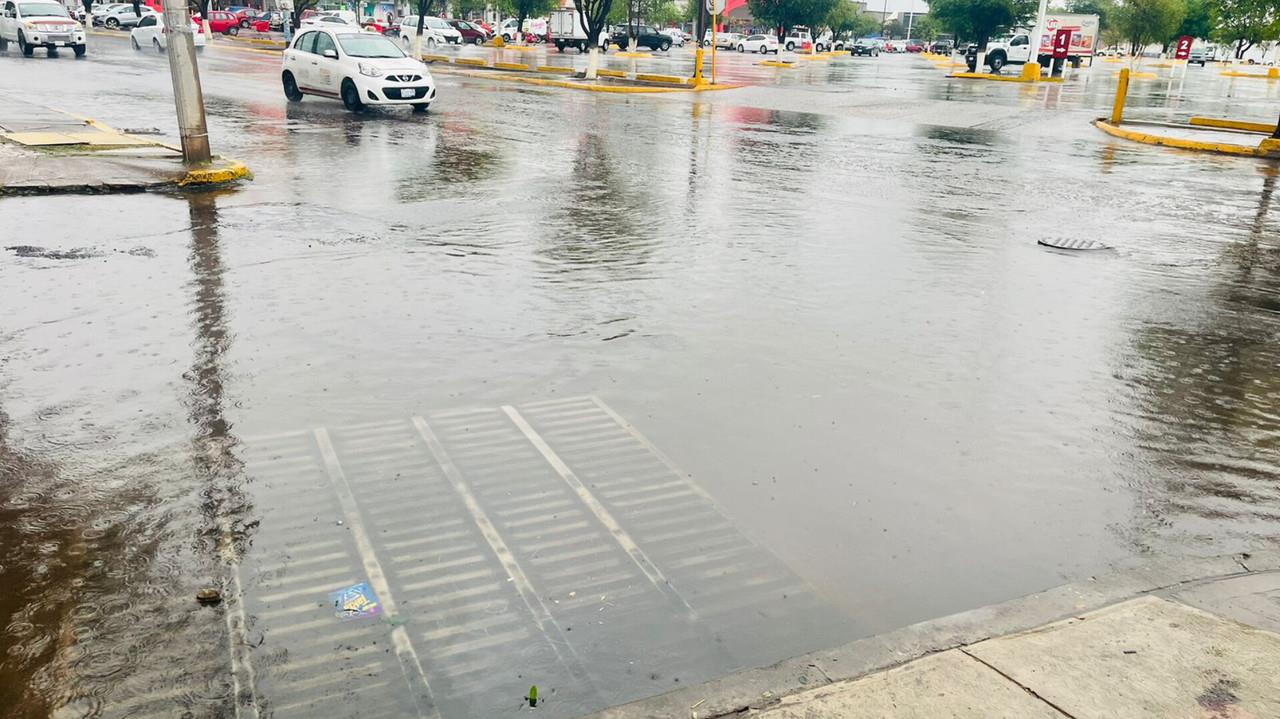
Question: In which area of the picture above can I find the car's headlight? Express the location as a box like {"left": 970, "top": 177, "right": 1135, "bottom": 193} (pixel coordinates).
{"left": 358, "top": 62, "right": 383, "bottom": 77}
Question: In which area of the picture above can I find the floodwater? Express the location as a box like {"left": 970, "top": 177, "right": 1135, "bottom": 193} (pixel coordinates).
{"left": 3, "top": 38, "right": 1280, "bottom": 718}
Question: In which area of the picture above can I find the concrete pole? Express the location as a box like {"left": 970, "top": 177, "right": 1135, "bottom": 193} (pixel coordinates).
{"left": 1029, "top": 0, "right": 1047, "bottom": 73}
{"left": 162, "top": 1, "right": 211, "bottom": 165}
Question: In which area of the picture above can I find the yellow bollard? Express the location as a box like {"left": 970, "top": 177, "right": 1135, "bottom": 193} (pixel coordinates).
{"left": 694, "top": 46, "right": 705, "bottom": 84}
{"left": 1270, "top": 67, "right": 1279, "bottom": 79}
{"left": 1111, "top": 67, "right": 1130, "bottom": 124}
{"left": 1020, "top": 62, "right": 1041, "bottom": 81}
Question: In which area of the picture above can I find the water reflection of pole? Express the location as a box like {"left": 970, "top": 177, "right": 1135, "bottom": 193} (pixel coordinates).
{"left": 184, "top": 192, "right": 259, "bottom": 714}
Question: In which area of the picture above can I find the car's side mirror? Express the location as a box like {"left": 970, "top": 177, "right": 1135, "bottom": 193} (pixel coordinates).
{"left": 323, "top": 48, "right": 337, "bottom": 58}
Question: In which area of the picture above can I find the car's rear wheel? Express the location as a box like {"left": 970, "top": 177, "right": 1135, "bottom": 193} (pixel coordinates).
{"left": 239, "top": 18, "right": 249, "bottom": 27}
{"left": 785, "top": 41, "right": 794, "bottom": 51}
{"left": 154, "top": 37, "right": 163, "bottom": 53}
{"left": 227, "top": 25, "right": 238, "bottom": 35}
{"left": 131, "top": 35, "right": 140, "bottom": 50}
{"left": 341, "top": 78, "right": 363, "bottom": 112}
{"left": 660, "top": 40, "right": 670, "bottom": 51}
{"left": 282, "top": 71, "right": 303, "bottom": 101}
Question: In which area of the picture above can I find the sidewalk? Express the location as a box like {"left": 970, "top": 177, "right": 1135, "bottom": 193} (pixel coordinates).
{"left": 0, "top": 97, "right": 249, "bottom": 195}
{"left": 587, "top": 552, "right": 1280, "bottom": 718}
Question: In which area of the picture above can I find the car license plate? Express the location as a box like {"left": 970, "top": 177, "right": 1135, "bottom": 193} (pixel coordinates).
{"left": 400, "top": 88, "right": 415, "bottom": 98}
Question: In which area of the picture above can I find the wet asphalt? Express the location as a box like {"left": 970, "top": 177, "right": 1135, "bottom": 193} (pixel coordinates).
{"left": 3, "top": 33, "right": 1280, "bottom": 718}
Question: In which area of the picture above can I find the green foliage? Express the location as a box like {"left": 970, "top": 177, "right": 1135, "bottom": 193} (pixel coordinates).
{"left": 883, "top": 17, "right": 905, "bottom": 36}
{"left": 826, "top": 1, "right": 877, "bottom": 38}
{"left": 1066, "top": 0, "right": 1116, "bottom": 31}
{"left": 1115, "top": 0, "right": 1185, "bottom": 50}
{"left": 748, "top": 0, "right": 841, "bottom": 37}
{"left": 1175, "top": 0, "right": 1213, "bottom": 39}
{"left": 499, "top": 0, "right": 556, "bottom": 25}
{"left": 911, "top": 14, "right": 940, "bottom": 40}
{"left": 1210, "top": 0, "right": 1280, "bottom": 57}
{"left": 927, "top": 0, "right": 1037, "bottom": 46}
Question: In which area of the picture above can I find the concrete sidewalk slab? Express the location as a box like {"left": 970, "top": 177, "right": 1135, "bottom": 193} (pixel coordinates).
{"left": 757, "top": 650, "right": 1063, "bottom": 719}
{"left": 967, "top": 596, "right": 1280, "bottom": 718}
{"left": 1170, "top": 571, "right": 1280, "bottom": 634}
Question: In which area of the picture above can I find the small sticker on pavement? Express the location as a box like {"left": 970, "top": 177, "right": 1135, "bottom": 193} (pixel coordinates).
{"left": 330, "top": 582, "right": 381, "bottom": 620}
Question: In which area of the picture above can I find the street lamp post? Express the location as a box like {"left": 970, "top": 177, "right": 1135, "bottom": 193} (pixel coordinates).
{"left": 161, "top": 0, "right": 211, "bottom": 165}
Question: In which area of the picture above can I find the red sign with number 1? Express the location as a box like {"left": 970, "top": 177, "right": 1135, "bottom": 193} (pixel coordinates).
{"left": 1052, "top": 28, "right": 1072, "bottom": 59}
{"left": 1175, "top": 35, "right": 1193, "bottom": 60}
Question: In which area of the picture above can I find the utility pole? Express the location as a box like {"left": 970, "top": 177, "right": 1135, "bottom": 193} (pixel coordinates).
{"left": 162, "top": 1, "right": 211, "bottom": 165}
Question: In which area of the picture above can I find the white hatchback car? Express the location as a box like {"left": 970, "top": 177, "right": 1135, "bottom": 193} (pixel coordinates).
{"left": 739, "top": 33, "right": 777, "bottom": 54}
{"left": 282, "top": 27, "right": 436, "bottom": 112}
{"left": 130, "top": 14, "right": 205, "bottom": 53}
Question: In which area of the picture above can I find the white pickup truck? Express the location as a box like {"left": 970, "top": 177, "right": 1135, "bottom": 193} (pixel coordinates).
{"left": 966, "top": 13, "right": 1098, "bottom": 73}
{"left": 1, "top": 0, "right": 86, "bottom": 57}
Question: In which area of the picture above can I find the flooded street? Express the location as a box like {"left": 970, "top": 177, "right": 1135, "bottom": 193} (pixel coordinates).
{"left": 4, "top": 37, "right": 1280, "bottom": 718}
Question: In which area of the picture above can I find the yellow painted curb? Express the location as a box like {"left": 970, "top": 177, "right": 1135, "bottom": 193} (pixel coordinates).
{"left": 1220, "top": 70, "right": 1279, "bottom": 79}
{"left": 536, "top": 65, "right": 576, "bottom": 74}
{"left": 1092, "top": 119, "right": 1271, "bottom": 158}
{"left": 440, "top": 68, "right": 740, "bottom": 93}
{"left": 635, "top": 73, "right": 689, "bottom": 84}
{"left": 759, "top": 60, "right": 796, "bottom": 67}
{"left": 1102, "top": 57, "right": 1124, "bottom": 63}
{"left": 495, "top": 44, "right": 537, "bottom": 51}
{"left": 179, "top": 160, "right": 252, "bottom": 187}
{"left": 1113, "top": 70, "right": 1157, "bottom": 79}
{"left": 949, "top": 72, "right": 1063, "bottom": 83}
{"left": 1189, "top": 116, "right": 1277, "bottom": 134}
{"left": 422, "top": 53, "right": 450, "bottom": 62}
{"left": 229, "top": 37, "right": 285, "bottom": 47}
{"left": 615, "top": 51, "right": 651, "bottom": 58}
{"left": 494, "top": 61, "right": 529, "bottom": 70}
{"left": 454, "top": 57, "right": 486, "bottom": 66}
{"left": 597, "top": 68, "right": 626, "bottom": 78}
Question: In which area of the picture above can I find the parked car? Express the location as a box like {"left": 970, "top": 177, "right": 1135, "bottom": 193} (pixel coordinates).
{"left": 782, "top": 28, "right": 811, "bottom": 51}
{"left": 302, "top": 13, "right": 356, "bottom": 29}
{"left": 131, "top": 13, "right": 205, "bottom": 52}
{"left": 90, "top": 2, "right": 127, "bottom": 24}
{"left": 249, "top": 10, "right": 285, "bottom": 32}
{"left": 1188, "top": 46, "right": 1208, "bottom": 65}
{"left": 611, "top": 24, "right": 672, "bottom": 51}
{"left": 814, "top": 30, "right": 844, "bottom": 51}
{"left": 658, "top": 27, "right": 685, "bottom": 46}
{"left": 904, "top": 41, "right": 922, "bottom": 52}
{"left": 102, "top": 4, "right": 157, "bottom": 28}
{"left": 849, "top": 38, "right": 879, "bottom": 56}
{"left": 0, "top": 0, "right": 85, "bottom": 56}
{"left": 929, "top": 40, "right": 952, "bottom": 54}
{"left": 199, "top": 10, "right": 245, "bottom": 34}
{"left": 396, "top": 15, "right": 447, "bottom": 50}
{"left": 447, "top": 18, "right": 487, "bottom": 44}
{"left": 282, "top": 27, "right": 437, "bottom": 112}
{"left": 739, "top": 33, "right": 776, "bottom": 54}
{"left": 421, "top": 15, "right": 460, "bottom": 43}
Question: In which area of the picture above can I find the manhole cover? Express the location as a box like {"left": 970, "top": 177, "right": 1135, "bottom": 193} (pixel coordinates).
{"left": 1038, "top": 238, "right": 1111, "bottom": 251}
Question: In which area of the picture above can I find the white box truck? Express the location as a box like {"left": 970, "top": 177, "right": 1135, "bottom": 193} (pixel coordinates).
{"left": 966, "top": 13, "right": 1099, "bottom": 72}
{"left": 549, "top": 6, "right": 603, "bottom": 52}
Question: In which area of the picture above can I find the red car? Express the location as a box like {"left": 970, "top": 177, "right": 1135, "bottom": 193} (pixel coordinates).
{"left": 904, "top": 42, "right": 923, "bottom": 52}
{"left": 198, "top": 10, "right": 244, "bottom": 35}
{"left": 447, "top": 19, "right": 488, "bottom": 44}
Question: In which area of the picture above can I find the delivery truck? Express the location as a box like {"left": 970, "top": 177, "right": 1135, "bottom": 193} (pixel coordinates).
{"left": 548, "top": 6, "right": 605, "bottom": 52}
{"left": 965, "top": 13, "right": 1099, "bottom": 72}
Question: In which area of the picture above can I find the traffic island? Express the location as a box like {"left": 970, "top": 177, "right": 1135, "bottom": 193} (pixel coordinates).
{"left": 1093, "top": 68, "right": 1280, "bottom": 159}
{"left": 949, "top": 63, "right": 1064, "bottom": 83}
{"left": 0, "top": 102, "right": 250, "bottom": 195}
{"left": 422, "top": 56, "right": 742, "bottom": 93}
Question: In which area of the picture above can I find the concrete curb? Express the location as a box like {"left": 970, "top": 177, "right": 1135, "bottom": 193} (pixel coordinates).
{"left": 949, "top": 71, "right": 1064, "bottom": 84}
{"left": 1190, "top": 115, "right": 1278, "bottom": 133}
{"left": 180, "top": 159, "right": 253, "bottom": 186}
{"left": 433, "top": 67, "right": 740, "bottom": 93}
{"left": 583, "top": 551, "right": 1280, "bottom": 719}
{"left": 1093, "top": 118, "right": 1278, "bottom": 158}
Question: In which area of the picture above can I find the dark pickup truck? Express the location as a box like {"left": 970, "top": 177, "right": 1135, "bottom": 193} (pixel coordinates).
{"left": 609, "top": 24, "right": 671, "bottom": 51}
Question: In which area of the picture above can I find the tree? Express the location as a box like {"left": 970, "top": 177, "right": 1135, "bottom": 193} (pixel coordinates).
{"left": 1210, "top": 0, "right": 1280, "bottom": 58}
{"left": 928, "top": 0, "right": 1037, "bottom": 49}
{"left": 1066, "top": 0, "right": 1117, "bottom": 31}
{"left": 826, "top": 2, "right": 877, "bottom": 40}
{"left": 500, "top": 0, "right": 556, "bottom": 42}
{"left": 911, "top": 14, "right": 940, "bottom": 40}
{"left": 411, "top": 0, "right": 437, "bottom": 57}
{"left": 575, "top": 0, "right": 612, "bottom": 78}
{"left": 1175, "top": 0, "right": 1213, "bottom": 38}
{"left": 291, "top": 0, "right": 319, "bottom": 29}
{"left": 1115, "top": 0, "right": 1184, "bottom": 54}
{"left": 749, "top": 0, "right": 840, "bottom": 41}
{"left": 883, "top": 18, "right": 905, "bottom": 36}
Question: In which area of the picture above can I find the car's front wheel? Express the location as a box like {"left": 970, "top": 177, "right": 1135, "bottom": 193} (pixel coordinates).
{"left": 154, "top": 37, "right": 163, "bottom": 53}
{"left": 239, "top": 18, "right": 249, "bottom": 28}
{"left": 227, "top": 25, "right": 238, "bottom": 35}
{"left": 105, "top": 17, "right": 119, "bottom": 28}
{"left": 988, "top": 54, "right": 1004, "bottom": 72}
{"left": 340, "top": 78, "right": 363, "bottom": 112}
{"left": 785, "top": 41, "right": 794, "bottom": 51}
{"left": 412, "top": 102, "right": 429, "bottom": 112}
{"left": 737, "top": 44, "right": 744, "bottom": 52}
{"left": 73, "top": 43, "right": 85, "bottom": 57}
{"left": 18, "top": 31, "right": 33, "bottom": 56}
{"left": 130, "top": 35, "right": 140, "bottom": 50}
{"left": 282, "top": 71, "right": 303, "bottom": 101}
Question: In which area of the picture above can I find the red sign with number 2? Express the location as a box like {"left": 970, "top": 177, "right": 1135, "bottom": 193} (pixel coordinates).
{"left": 1175, "top": 35, "right": 1193, "bottom": 60}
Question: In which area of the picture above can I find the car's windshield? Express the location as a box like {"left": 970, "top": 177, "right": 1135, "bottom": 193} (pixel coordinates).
{"left": 425, "top": 17, "right": 447, "bottom": 28}
{"left": 20, "top": 2, "right": 69, "bottom": 16}
{"left": 337, "top": 33, "right": 405, "bottom": 57}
